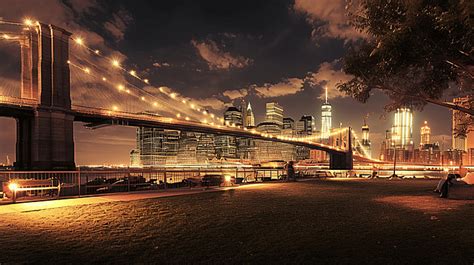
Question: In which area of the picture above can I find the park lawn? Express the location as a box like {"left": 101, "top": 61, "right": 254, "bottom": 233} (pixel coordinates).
{"left": 0, "top": 179, "right": 473, "bottom": 264}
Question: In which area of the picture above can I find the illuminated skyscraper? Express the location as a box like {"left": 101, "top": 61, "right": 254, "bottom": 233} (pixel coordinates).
{"left": 321, "top": 87, "right": 332, "bottom": 140}
{"left": 391, "top": 108, "right": 413, "bottom": 148}
{"left": 420, "top": 121, "right": 431, "bottom": 146}
{"left": 245, "top": 102, "right": 255, "bottom": 128}
{"left": 265, "top": 102, "right": 283, "bottom": 126}
{"left": 223, "top": 106, "right": 243, "bottom": 126}
{"left": 452, "top": 96, "right": 469, "bottom": 151}
{"left": 361, "top": 120, "right": 371, "bottom": 158}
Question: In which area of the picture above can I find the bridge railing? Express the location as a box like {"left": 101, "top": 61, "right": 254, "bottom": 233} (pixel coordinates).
{"left": 0, "top": 96, "right": 38, "bottom": 107}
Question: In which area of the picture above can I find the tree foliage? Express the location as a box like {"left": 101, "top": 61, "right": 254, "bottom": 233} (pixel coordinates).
{"left": 338, "top": 0, "right": 473, "bottom": 118}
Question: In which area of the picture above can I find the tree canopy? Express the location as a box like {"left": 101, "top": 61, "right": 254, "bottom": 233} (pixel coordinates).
{"left": 338, "top": 0, "right": 473, "bottom": 117}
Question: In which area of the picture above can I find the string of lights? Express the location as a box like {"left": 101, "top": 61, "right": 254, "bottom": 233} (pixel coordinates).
{"left": 0, "top": 18, "right": 378, "bottom": 158}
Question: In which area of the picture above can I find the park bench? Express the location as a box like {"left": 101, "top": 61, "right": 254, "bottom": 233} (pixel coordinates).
{"left": 4, "top": 178, "right": 61, "bottom": 203}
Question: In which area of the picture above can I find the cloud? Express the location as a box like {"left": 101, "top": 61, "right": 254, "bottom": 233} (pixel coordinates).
{"left": 192, "top": 97, "right": 228, "bottom": 111}
{"left": 293, "top": 0, "right": 365, "bottom": 40}
{"left": 103, "top": 8, "right": 133, "bottom": 41}
{"left": 223, "top": 89, "right": 248, "bottom": 100}
{"left": 254, "top": 78, "right": 304, "bottom": 98}
{"left": 191, "top": 39, "right": 252, "bottom": 70}
{"left": 307, "top": 61, "right": 353, "bottom": 100}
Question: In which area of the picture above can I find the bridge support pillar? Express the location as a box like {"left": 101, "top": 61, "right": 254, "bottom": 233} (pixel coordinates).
{"left": 14, "top": 23, "right": 75, "bottom": 170}
{"left": 328, "top": 127, "right": 353, "bottom": 170}
{"left": 15, "top": 111, "right": 75, "bottom": 170}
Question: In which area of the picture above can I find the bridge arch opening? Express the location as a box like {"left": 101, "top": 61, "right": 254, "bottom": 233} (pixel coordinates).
{"left": 0, "top": 117, "right": 16, "bottom": 167}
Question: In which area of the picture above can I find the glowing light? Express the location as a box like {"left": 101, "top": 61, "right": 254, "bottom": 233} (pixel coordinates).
{"left": 210, "top": 113, "right": 215, "bottom": 118}
{"left": 102, "top": 77, "right": 107, "bottom": 81}
{"left": 8, "top": 182, "right": 18, "bottom": 191}
{"left": 112, "top": 59, "right": 120, "bottom": 68}
{"left": 159, "top": 87, "right": 164, "bottom": 92}
{"left": 176, "top": 113, "right": 181, "bottom": 118}
{"left": 2, "top": 34, "right": 10, "bottom": 39}
{"left": 126, "top": 89, "right": 131, "bottom": 94}
{"left": 144, "top": 79, "right": 149, "bottom": 84}
{"left": 182, "top": 99, "right": 186, "bottom": 104}
{"left": 202, "top": 110, "right": 207, "bottom": 115}
{"left": 224, "top": 175, "right": 232, "bottom": 182}
{"left": 153, "top": 102, "right": 158, "bottom": 107}
{"left": 94, "top": 49, "right": 100, "bottom": 54}
{"left": 23, "top": 18, "right": 34, "bottom": 26}
{"left": 202, "top": 119, "right": 208, "bottom": 124}
{"left": 170, "top": 93, "right": 176, "bottom": 99}
{"left": 190, "top": 104, "right": 195, "bottom": 109}
{"left": 66, "top": 60, "right": 71, "bottom": 64}
{"left": 112, "top": 105, "right": 118, "bottom": 111}
{"left": 141, "top": 96, "right": 145, "bottom": 101}
{"left": 84, "top": 67, "right": 91, "bottom": 74}
{"left": 117, "top": 84, "right": 124, "bottom": 91}
{"left": 129, "top": 70, "right": 137, "bottom": 76}
{"left": 185, "top": 117, "right": 190, "bottom": 121}
{"left": 74, "top": 37, "right": 84, "bottom": 45}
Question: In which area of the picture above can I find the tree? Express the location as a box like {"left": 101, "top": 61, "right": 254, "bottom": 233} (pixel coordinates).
{"left": 338, "top": 0, "right": 473, "bottom": 121}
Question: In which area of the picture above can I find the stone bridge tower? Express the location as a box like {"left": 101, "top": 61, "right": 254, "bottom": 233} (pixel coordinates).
{"left": 15, "top": 23, "right": 75, "bottom": 170}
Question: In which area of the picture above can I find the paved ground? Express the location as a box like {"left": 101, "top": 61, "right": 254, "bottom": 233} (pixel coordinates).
{"left": 0, "top": 179, "right": 473, "bottom": 264}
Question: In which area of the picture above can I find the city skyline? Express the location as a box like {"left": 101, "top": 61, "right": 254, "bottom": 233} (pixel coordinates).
{"left": 0, "top": 0, "right": 456, "bottom": 165}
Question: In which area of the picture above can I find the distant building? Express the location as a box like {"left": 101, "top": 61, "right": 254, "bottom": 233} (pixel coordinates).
{"left": 177, "top": 132, "right": 198, "bottom": 164}
{"left": 282, "top": 117, "right": 295, "bottom": 137}
{"left": 321, "top": 88, "right": 332, "bottom": 140}
{"left": 265, "top": 102, "right": 284, "bottom": 126}
{"left": 420, "top": 121, "right": 431, "bottom": 146}
{"left": 137, "top": 128, "right": 179, "bottom": 166}
{"left": 130, "top": 149, "right": 141, "bottom": 167}
{"left": 297, "top": 115, "right": 316, "bottom": 135}
{"left": 379, "top": 108, "right": 415, "bottom": 163}
{"left": 196, "top": 133, "right": 216, "bottom": 163}
{"left": 245, "top": 102, "right": 255, "bottom": 128}
{"left": 223, "top": 106, "right": 243, "bottom": 126}
{"left": 360, "top": 120, "right": 371, "bottom": 158}
{"left": 391, "top": 108, "right": 413, "bottom": 148}
{"left": 255, "top": 121, "right": 294, "bottom": 162}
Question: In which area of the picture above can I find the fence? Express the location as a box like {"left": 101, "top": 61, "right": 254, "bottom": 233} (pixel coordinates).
{"left": 0, "top": 167, "right": 288, "bottom": 198}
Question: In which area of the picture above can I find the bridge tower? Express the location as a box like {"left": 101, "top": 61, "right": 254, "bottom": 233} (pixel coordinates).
{"left": 15, "top": 23, "right": 75, "bottom": 170}
{"left": 329, "top": 127, "right": 353, "bottom": 169}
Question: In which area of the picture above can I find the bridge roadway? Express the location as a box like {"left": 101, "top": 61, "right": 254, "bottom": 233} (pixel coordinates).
{"left": 71, "top": 105, "right": 348, "bottom": 155}
{"left": 0, "top": 98, "right": 348, "bottom": 156}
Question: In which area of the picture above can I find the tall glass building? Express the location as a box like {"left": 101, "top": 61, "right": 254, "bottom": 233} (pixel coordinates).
{"left": 321, "top": 92, "right": 332, "bottom": 140}
{"left": 265, "top": 102, "right": 283, "bottom": 126}
{"left": 391, "top": 108, "right": 413, "bottom": 148}
{"left": 420, "top": 121, "right": 431, "bottom": 146}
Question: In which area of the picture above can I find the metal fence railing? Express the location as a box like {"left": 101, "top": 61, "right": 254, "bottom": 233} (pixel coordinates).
{"left": 0, "top": 168, "right": 289, "bottom": 200}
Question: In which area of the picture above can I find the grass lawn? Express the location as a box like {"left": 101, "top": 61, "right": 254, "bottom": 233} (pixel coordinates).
{"left": 0, "top": 179, "right": 473, "bottom": 264}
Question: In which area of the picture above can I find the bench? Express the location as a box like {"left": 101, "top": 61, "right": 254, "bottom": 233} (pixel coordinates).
{"left": 4, "top": 178, "right": 61, "bottom": 203}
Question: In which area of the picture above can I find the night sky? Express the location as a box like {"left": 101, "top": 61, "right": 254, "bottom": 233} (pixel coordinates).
{"left": 0, "top": 0, "right": 452, "bottom": 165}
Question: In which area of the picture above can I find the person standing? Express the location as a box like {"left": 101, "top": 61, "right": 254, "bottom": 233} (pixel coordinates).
{"left": 286, "top": 161, "right": 296, "bottom": 182}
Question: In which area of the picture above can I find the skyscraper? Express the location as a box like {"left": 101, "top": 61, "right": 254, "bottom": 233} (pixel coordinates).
{"left": 223, "top": 106, "right": 243, "bottom": 126}
{"left": 245, "top": 102, "right": 255, "bottom": 128}
{"left": 420, "top": 121, "right": 431, "bottom": 146}
{"left": 137, "top": 128, "right": 180, "bottom": 166}
{"left": 361, "top": 120, "right": 371, "bottom": 158}
{"left": 452, "top": 96, "right": 469, "bottom": 151}
{"left": 391, "top": 108, "right": 413, "bottom": 148}
{"left": 321, "top": 87, "right": 332, "bottom": 140}
{"left": 265, "top": 102, "right": 283, "bottom": 126}
{"left": 297, "top": 115, "right": 316, "bottom": 135}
